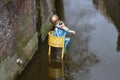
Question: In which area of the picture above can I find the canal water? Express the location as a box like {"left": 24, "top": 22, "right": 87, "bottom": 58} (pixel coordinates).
{"left": 17, "top": 0, "right": 120, "bottom": 80}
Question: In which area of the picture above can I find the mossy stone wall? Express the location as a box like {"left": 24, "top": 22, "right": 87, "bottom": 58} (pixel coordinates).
{"left": 0, "top": 0, "right": 57, "bottom": 79}
{"left": 0, "top": 0, "right": 38, "bottom": 80}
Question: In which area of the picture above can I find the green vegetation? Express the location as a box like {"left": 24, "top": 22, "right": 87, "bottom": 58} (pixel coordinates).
{"left": 36, "top": 0, "right": 42, "bottom": 41}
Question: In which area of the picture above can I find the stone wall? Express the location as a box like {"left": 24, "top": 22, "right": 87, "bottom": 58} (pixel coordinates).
{"left": 0, "top": 0, "right": 57, "bottom": 79}
{"left": 40, "top": 0, "right": 55, "bottom": 41}
{"left": 0, "top": 0, "right": 38, "bottom": 80}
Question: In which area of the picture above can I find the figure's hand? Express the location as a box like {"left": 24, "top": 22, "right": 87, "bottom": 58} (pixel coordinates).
{"left": 72, "top": 31, "right": 75, "bottom": 34}
{"left": 70, "top": 30, "right": 75, "bottom": 34}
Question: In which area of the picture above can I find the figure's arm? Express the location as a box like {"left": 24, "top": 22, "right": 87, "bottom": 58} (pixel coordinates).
{"left": 58, "top": 21, "right": 75, "bottom": 34}
{"left": 62, "top": 26, "right": 75, "bottom": 34}
{"left": 56, "top": 21, "right": 75, "bottom": 34}
{"left": 54, "top": 27, "right": 59, "bottom": 36}
{"left": 68, "top": 29, "right": 75, "bottom": 34}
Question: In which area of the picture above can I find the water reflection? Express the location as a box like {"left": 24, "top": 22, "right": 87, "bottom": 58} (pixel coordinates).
{"left": 63, "top": 0, "right": 99, "bottom": 80}
{"left": 49, "top": 48, "right": 98, "bottom": 80}
{"left": 16, "top": 41, "right": 65, "bottom": 80}
{"left": 65, "top": 52, "right": 99, "bottom": 80}
{"left": 63, "top": 0, "right": 120, "bottom": 80}
{"left": 48, "top": 48, "right": 65, "bottom": 80}
{"left": 93, "top": 0, "right": 120, "bottom": 52}
{"left": 49, "top": 61, "right": 64, "bottom": 80}
{"left": 16, "top": 0, "right": 120, "bottom": 80}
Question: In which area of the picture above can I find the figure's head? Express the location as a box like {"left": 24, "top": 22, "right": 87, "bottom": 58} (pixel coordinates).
{"left": 50, "top": 14, "right": 59, "bottom": 25}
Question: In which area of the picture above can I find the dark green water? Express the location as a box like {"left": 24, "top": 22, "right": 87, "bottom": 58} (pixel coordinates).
{"left": 17, "top": 0, "right": 120, "bottom": 80}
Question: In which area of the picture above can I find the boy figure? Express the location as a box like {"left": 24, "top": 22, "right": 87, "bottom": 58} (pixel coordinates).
{"left": 50, "top": 15, "right": 75, "bottom": 52}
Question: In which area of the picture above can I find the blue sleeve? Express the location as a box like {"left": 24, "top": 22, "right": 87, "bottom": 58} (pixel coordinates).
{"left": 54, "top": 27, "right": 59, "bottom": 36}
{"left": 62, "top": 28, "right": 69, "bottom": 36}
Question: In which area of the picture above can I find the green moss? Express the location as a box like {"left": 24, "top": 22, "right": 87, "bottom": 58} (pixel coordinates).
{"left": 36, "top": 0, "right": 42, "bottom": 41}
{"left": 13, "top": 35, "right": 33, "bottom": 56}
{"left": 51, "top": 0, "right": 56, "bottom": 13}
{"left": 21, "top": 13, "right": 32, "bottom": 28}
{"left": 2, "top": 0, "right": 10, "bottom": 4}
{"left": 23, "top": 36, "right": 31, "bottom": 46}
{"left": 13, "top": 43, "right": 23, "bottom": 57}
{"left": 40, "top": 16, "right": 53, "bottom": 41}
